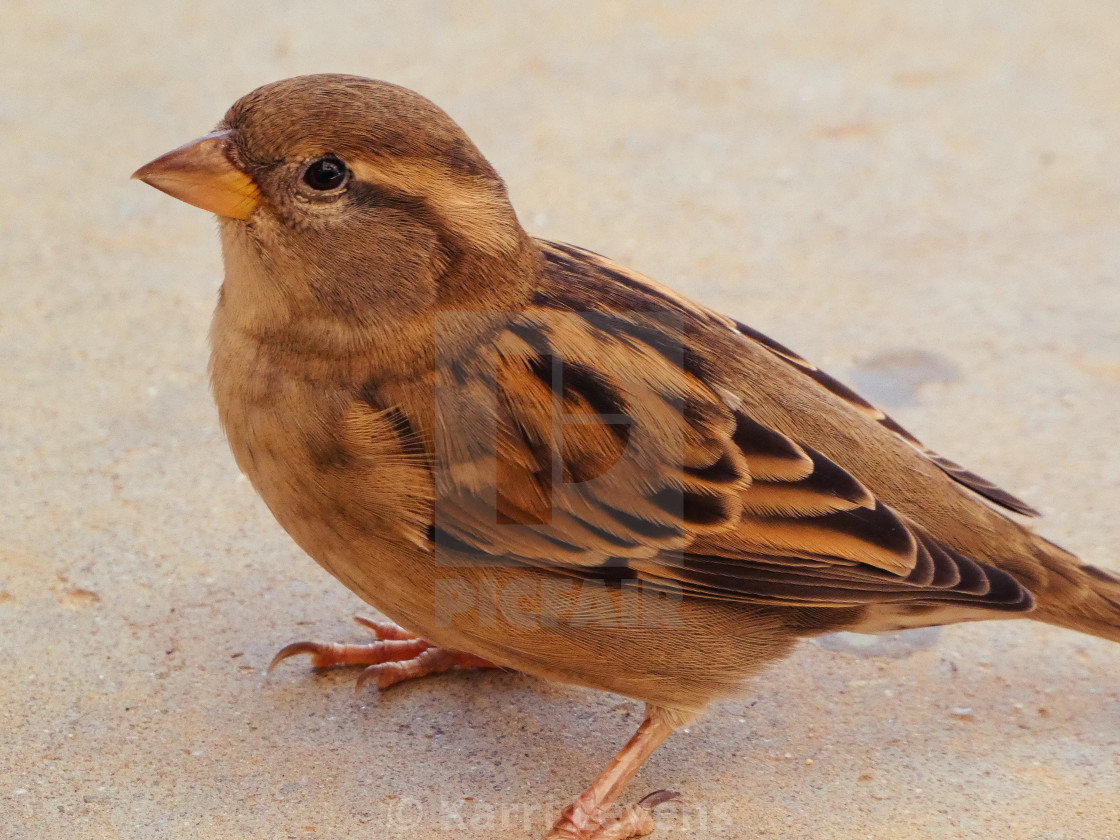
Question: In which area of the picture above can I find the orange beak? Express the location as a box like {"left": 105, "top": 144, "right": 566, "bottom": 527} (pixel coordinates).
{"left": 132, "top": 130, "right": 260, "bottom": 219}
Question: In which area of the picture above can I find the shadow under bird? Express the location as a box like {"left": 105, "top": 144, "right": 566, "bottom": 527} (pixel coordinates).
{"left": 133, "top": 74, "right": 1120, "bottom": 840}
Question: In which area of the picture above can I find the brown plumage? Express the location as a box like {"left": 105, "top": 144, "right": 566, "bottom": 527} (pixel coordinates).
{"left": 133, "top": 74, "right": 1120, "bottom": 840}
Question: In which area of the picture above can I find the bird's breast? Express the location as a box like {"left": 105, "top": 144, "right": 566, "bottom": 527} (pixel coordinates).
{"left": 209, "top": 312, "right": 435, "bottom": 589}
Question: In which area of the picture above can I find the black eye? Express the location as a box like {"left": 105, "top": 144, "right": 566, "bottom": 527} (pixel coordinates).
{"left": 302, "top": 155, "right": 349, "bottom": 191}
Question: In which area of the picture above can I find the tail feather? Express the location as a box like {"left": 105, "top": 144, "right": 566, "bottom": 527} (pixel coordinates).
{"left": 1029, "top": 543, "right": 1120, "bottom": 644}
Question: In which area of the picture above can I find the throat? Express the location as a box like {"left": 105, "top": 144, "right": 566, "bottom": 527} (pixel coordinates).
{"left": 213, "top": 213, "right": 540, "bottom": 383}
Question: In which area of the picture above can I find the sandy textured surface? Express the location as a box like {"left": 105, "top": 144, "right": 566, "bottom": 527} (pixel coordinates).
{"left": 3, "top": 2, "right": 1119, "bottom": 838}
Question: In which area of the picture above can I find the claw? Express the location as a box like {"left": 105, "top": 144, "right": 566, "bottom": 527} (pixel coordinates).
{"left": 268, "top": 640, "right": 333, "bottom": 673}
{"left": 635, "top": 790, "right": 680, "bottom": 810}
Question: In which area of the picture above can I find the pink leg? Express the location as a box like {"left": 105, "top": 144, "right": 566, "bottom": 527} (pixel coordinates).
{"left": 268, "top": 616, "right": 497, "bottom": 693}
{"left": 544, "top": 708, "right": 681, "bottom": 840}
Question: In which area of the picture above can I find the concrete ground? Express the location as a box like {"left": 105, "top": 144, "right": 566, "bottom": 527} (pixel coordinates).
{"left": 3, "top": 2, "right": 1119, "bottom": 838}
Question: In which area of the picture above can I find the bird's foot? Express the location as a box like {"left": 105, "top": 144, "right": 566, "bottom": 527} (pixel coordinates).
{"left": 268, "top": 616, "right": 496, "bottom": 693}
{"left": 544, "top": 790, "right": 679, "bottom": 840}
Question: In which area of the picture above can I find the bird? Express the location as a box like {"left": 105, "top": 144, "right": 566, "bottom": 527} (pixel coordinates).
{"left": 133, "top": 74, "right": 1120, "bottom": 840}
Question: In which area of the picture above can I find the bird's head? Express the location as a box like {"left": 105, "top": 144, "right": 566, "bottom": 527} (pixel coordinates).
{"left": 133, "top": 74, "right": 530, "bottom": 338}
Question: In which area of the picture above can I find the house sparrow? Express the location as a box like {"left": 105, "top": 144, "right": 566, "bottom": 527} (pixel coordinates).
{"left": 133, "top": 74, "right": 1120, "bottom": 840}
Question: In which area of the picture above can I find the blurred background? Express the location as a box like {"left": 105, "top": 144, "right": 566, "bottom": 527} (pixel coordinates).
{"left": 2, "top": 2, "right": 1118, "bottom": 838}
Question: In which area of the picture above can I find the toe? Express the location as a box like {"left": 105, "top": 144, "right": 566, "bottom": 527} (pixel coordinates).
{"left": 352, "top": 616, "right": 419, "bottom": 641}
{"left": 270, "top": 638, "right": 432, "bottom": 672}
{"left": 544, "top": 791, "right": 680, "bottom": 840}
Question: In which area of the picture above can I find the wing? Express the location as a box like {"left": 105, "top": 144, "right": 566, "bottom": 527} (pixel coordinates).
{"left": 544, "top": 240, "right": 1039, "bottom": 517}
{"left": 727, "top": 317, "right": 1040, "bottom": 517}
{"left": 428, "top": 256, "right": 1034, "bottom": 615}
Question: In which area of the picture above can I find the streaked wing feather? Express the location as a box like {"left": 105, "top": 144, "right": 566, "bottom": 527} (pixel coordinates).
{"left": 728, "top": 316, "right": 1040, "bottom": 517}
{"left": 429, "top": 247, "right": 1034, "bottom": 615}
